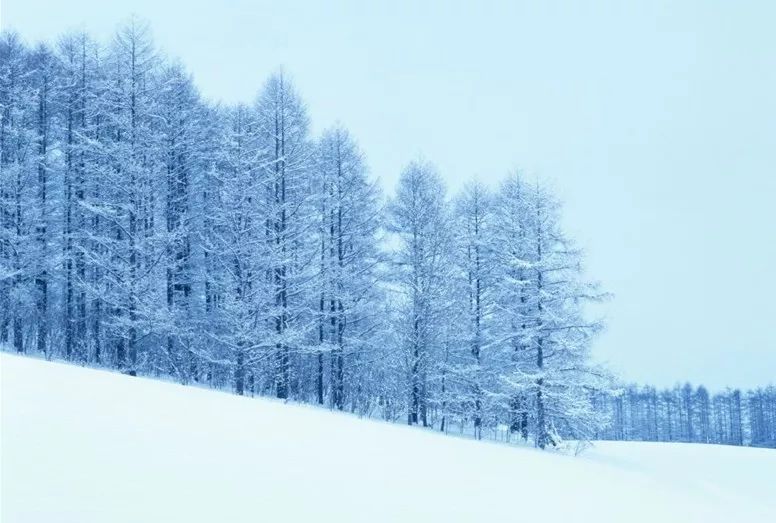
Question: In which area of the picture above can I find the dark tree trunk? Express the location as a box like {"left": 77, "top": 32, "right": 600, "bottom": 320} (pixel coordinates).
{"left": 235, "top": 347, "right": 244, "bottom": 396}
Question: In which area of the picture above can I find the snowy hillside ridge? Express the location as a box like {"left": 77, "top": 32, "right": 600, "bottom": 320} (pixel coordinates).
{"left": 0, "top": 347, "right": 561, "bottom": 450}
{"left": 2, "top": 353, "right": 775, "bottom": 523}
{"left": 2, "top": 346, "right": 774, "bottom": 450}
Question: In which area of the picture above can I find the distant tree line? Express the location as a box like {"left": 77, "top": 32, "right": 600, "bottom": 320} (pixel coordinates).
{"left": 594, "top": 385, "right": 776, "bottom": 448}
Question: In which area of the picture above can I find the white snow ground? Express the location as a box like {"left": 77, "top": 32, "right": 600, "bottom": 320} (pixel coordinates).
{"left": 2, "top": 353, "right": 774, "bottom": 523}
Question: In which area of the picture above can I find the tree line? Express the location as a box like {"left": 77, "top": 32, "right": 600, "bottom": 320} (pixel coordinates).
{"left": 594, "top": 384, "right": 776, "bottom": 448}
{"left": 2, "top": 19, "right": 772, "bottom": 450}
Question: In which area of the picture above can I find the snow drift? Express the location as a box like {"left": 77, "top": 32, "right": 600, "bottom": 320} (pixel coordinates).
{"left": 2, "top": 353, "right": 774, "bottom": 522}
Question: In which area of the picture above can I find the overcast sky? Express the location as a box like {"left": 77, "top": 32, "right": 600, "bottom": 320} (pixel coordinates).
{"left": 3, "top": 0, "right": 774, "bottom": 389}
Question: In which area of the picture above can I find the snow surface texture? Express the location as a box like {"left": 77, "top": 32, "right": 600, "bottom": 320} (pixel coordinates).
{"left": 2, "top": 353, "right": 774, "bottom": 523}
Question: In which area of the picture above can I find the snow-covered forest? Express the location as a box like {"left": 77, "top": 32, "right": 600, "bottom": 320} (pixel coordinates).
{"left": 597, "top": 384, "right": 776, "bottom": 448}
{"left": 1, "top": 20, "right": 773, "bottom": 450}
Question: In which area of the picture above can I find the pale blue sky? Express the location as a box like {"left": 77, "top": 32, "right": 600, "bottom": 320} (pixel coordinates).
{"left": 3, "top": 0, "right": 774, "bottom": 389}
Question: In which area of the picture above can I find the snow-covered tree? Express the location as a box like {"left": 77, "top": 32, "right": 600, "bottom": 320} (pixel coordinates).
{"left": 155, "top": 62, "right": 211, "bottom": 382}
{"left": 254, "top": 71, "right": 313, "bottom": 399}
{"left": 492, "top": 173, "right": 609, "bottom": 448}
{"left": 0, "top": 32, "right": 35, "bottom": 354}
{"left": 204, "top": 104, "right": 270, "bottom": 394}
{"left": 312, "top": 125, "right": 383, "bottom": 410}
{"left": 53, "top": 31, "right": 106, "bottom": 362}
{"left": 27, "top": 43, "right": 59, "bottom": 356}
{"left": 388, "top": 160, "right": 453, "bottom": 426}
{"left": 91, "top": 17, "right": 162, "bottom": 375}
{"left": 446, "top": 182, "right": 496, "bottom": 438}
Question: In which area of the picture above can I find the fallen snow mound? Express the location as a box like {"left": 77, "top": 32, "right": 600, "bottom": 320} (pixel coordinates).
{"left": 2, "top": 353, "right": 774, "bottom": 522}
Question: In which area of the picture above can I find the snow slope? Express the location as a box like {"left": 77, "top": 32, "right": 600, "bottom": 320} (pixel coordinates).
{"left": 2, "top": 353, "right": 774, "bottom": 523}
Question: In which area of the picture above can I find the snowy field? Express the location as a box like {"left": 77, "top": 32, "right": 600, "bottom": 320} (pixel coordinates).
{"left": 2, "top": 353, "right": 774, "bottom": 523}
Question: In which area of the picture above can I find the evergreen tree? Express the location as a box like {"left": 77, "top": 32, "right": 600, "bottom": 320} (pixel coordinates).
{"left": 313, "top": 125, "right": 382, "bottom": 410}
{"left": 388, "top": 160, "right": 452, "bottom": 426}
{"left": 254, "top": 71, "right": 312, "bottom": 399}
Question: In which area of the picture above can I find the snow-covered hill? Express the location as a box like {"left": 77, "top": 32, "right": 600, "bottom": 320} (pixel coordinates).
{"left": 2, "top": 353, "right": 774, "bottom": 522}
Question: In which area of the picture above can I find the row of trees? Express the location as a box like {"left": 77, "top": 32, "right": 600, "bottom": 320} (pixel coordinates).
{"left": 7, "top": 21, "right": 771, "bottom": 450}
{"left": 594, "top": 385, "right": 776, "bottom": 448}
{"left": 0, "top": 21, "right": 608, "bottom": 448}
